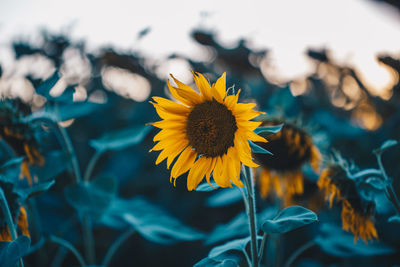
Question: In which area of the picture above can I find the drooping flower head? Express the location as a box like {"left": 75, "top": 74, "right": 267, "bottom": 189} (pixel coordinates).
{"left": 0, "top": 99, "right": 45, "bottom": 185}
{"left": 0, "top": 180, "right": 30, "bottom": 241}
{"left": 149, "top": 72, "right": 267, "bottom": 191}
{"left": 253, "top": 119, "right": 321, "bottom": 206}
{"left": 317, "top": 161, "right": 378, "bottom": 243}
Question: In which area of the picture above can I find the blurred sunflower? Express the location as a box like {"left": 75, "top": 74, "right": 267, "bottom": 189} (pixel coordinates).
{"left": 253, "top": 119, "right": 321, "bottom": 206}
{"left": 0, "top": 180, "right": 30, "bottom": 241}
{"left": 318, "top": 163, "right": 378, "bottom": 243}
{"left": 0, "top": 99, "right": 44, "bottom": 185}
{"left": 149, "top": 72, "right": 266, "bottom": 191}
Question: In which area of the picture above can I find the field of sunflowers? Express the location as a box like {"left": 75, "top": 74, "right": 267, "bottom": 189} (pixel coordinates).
{"left": 0, "top": 13, "right": 400, "bottom": 267}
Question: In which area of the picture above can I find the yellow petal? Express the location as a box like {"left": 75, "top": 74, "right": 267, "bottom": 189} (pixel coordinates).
{"left": 235, "top": 134, "right": 259, "bottom": 167}
{"left": 213, "top": 155, "right": 232, "bottom": 188}
{"left": 192, "top": 72, "right": 212, "bottom": 101}
{"left": 187, "top": 157, "right": 210, "bottom": 191}
{"left": 150, "top": 102, "right": 187, "bottom": 120}
{"left": 153, "top": 129, "right": 184, "bottom": 142}
{"left": 167, "top": 80, "right": 202, "bottom": 106}
{"left": 148, "top": 120, "right": 186, "bottom": 130}
{"left": 170, "top": 146, "right": 197, "bottom": 180}
{"left": 224, "top": 89, "right": 241, "bottom": 110}
{"left": 212, "top": 72, "right": 226, "bottom": 102}
{"left": 155, "top": 139, "right": 187, "bottom": 165}
{"left": 227, "top": 147, "right": 244, "bottom": 187}
{"left": 167, "top": 140, "right": 189, "bottom": 169}
{"left": 236, "top": 120, "right": 262, "bottom": 131}
{"left": 152, "top": 96, "right": 190, "bottom": 114}
{"left": 245, "top": 130, "right": 268, "bottom": 143}
{"left": 232, "top": 103, "right": 257, "bottom": 115}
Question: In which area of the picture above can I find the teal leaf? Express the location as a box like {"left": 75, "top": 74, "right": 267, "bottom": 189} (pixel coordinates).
{"left": 249, "top": 140, "right": 272, "bottom": 155}
{"left": 19, "top": 180, "right": 55, "bottom": 200}
{"left": 35, "top": 72, "right": 60, "bottom": 98}
{"left": 30, "top": 150, "right": 69, "bottom": 182}
{"left": 254, "top": 124, "right": 283, "bottom": 137}
{"left": 0, "top": 235, "right": 31, "bottom": 267}
{"left": 89, "top": 125, "right": 151, "bottom": 152}
{"left": 209, "top": 236, "right": 251, "bottom": 258}
{"left": 65, "top": 176, "right": 117, "bottom": 220}
{"left": 50, "top": 101, "right": 104, "bottom": 121}
{"left": 262, "top": 206, "right": 317, "bottom": 234}
{"left": 359, "top": 176, "right": 387, "bottom": 191}
{"left": 373, "top": 139, "right": 398, "bottom": 155}
{"left": 194, "top": 254, "right": 240, "bottom": 267}
{"left": 315, "top": 224, "right": 395, "bottom": 257}
{"left": 206, "top": 207, "right": 277, "bottom": 245}
{"left": 206, "top": 188, "right": 242, "bottom": 207}
{"left": 0, "top": 157, "right": 24, "bottom": 181}
{"left": 388, "top": 215, "right": 400, "bottom": 223}
{"left": 35, "top": 72, "right": 74, "bottom": 102}
{"left": 101, "top": 196, "right": 204, "bottom": 244}
{"left": 196, "top": 181, "right": 220, "bottom": 192}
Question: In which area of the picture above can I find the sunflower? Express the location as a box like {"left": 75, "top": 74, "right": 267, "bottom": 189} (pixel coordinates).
{"left": 0, "top": 180, "right": 30, "bottom": 241}
{"left": 253, "top": 119, "right": 321, "bottom": 206}
{"left": 149, "top": 72, "right": 267, "bottom": 191}
{"left": 0, "top": 99, "right": 45, "bottom": 185}
{"left": 317, "top": 163, "right": 378, "bottom": 243}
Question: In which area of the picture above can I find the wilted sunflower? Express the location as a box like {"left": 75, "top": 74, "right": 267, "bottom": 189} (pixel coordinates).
{"left": 149, "top": 72, "right": 266, "bottom": 191}
{"left": 0, "top": 180, "right": 30, "bottom": 241}
{"left": 253, "top": 119, "right": 321, "bottom": 206}
{"left": 0, "top": 99, "right": 45, "bottom": 185}
{"left": 318, "top": 163, "right": 378, "bottom": 243}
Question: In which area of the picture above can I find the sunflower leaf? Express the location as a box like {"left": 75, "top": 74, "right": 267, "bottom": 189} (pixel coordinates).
{"left": 206, "top": 188, "right": 242, "bottom": 207}
{"left": 194, "top": 253, "right": 241, "bottom": 267}
{"left": 254, "top": 124, "right": 283, "bottom": 137}
{"left": 65, "top": 176, "right": 117, "bottom": 220}
{"left": 208, "top": 236, "right": 250, "bottom": 258}
{"left": 0, "top": 235, "right": 31, "bottom": 267}
{"left": 35, "top": 71, "right": 75, "bottom": 103}
{"left": 373, "top": 139, "right": 398, "bottom": 155}
{"left": 206, "top": 207, "right": 277, "bottom": 245}
{"left": 388, "top": 215, "right": 400, "bottom": 223}
{"left": 196, "top": 181, "right": 220, "bottom": 192}
{"left": 249, "top": 140, "right": 273, "bottom": 155}
{"left": 101, "top": 196, "right": 205, "bottom": 244}
{"left": 209, "top": 236, "right": 262, "bottom": 259}
{"left": 262, "top": 206, "right": 317, "bottom": 234}
{"left": 315, "top": 223, "right": 395, "bottom": 257}
{"left": 89, "top": 125, "right": 151, "bottom": 152}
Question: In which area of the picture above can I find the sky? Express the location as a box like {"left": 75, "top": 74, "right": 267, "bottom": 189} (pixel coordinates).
{"left": 0, "top": 0, "right": 399, "bottom": 95}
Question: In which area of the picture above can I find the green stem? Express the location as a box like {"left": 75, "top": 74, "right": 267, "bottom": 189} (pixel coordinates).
{"left": 242, "top": 165, "right": 259, "bottom": 267}
{"left": 49, "top": 235, "right": 86, "bottom": 267}
{"left": 83, "top": 150, "right": 103, "bottom": 182}
{"left": 29, "top": 117, "right": 82, "bottom": 182}
{"left": 258, "top": 233, "right": 268, "bottom": 264}
{"left": 376, "top": 153, "right": 400, "bottom": 215}
{"left": 102, "top": 229, "right": 136, "bottom": 266}
{"left": 283, "top": 240, "right": 316, "bottom": 267}
{"left": 0, "top": 188, "right": 24, "bottom": 267}
{"left": 82, "top": 214, "right": 95, "bottom": 265}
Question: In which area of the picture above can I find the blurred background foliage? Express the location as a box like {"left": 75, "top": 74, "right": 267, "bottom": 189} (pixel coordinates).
{"left": 0, "top": 2, "right": 400, "bottom": 266}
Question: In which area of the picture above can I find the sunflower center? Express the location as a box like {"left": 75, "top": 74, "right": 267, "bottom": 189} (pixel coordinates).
{"left": 186, "top": 100, "right": 237, "bottom": 157}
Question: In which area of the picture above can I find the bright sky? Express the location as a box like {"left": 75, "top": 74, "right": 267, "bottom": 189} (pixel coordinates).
{"left": 0, "top": 0, "right": 399, "bottom": 93}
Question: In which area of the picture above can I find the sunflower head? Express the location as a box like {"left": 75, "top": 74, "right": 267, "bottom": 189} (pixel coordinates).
{"left": 0, "top": 180, "right": 30, "bottom": 241}
{"left": 317, "top": 162, "right": 377, "bottom": 243}
{"left": 0, "top": 99, "right": 45, "bottom": 185}
{"left": 149, "top": 72, "right": 266, "bottom": 191}
{"left": 254, "top": 119, "right": 321, "bottom": 172}
{"left": 253, "top": 119, "right": 321, "bottom": 206}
